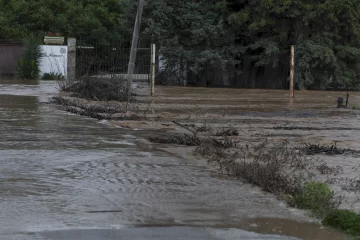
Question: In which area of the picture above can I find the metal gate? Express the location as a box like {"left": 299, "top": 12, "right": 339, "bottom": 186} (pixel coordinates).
{"left": 75, "top": 35, "right": 151, "bottom": 82}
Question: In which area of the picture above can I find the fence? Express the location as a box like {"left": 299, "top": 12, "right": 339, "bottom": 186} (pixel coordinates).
{"left": 0, "top": 40, "right": 23, "bottom": 77}
{"left": 76, "top": 35, "right": 152, "bottom": 82}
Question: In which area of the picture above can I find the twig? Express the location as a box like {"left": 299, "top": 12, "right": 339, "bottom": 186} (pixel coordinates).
{"left": 142, "top": 99, "right": 153, "bottom": 119}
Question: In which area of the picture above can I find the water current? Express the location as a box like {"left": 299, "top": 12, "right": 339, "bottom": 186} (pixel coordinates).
{"left": 0, "top": 79, "right": 347, "bottom": 239}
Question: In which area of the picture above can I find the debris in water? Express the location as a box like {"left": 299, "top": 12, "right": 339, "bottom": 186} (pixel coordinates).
{"left": 296, "top": 143, "right": 357, "bottom": 155}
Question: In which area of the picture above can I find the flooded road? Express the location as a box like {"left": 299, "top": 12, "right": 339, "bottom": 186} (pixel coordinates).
{"left": 0, "top": 80, "right": 348, "bottom": 239}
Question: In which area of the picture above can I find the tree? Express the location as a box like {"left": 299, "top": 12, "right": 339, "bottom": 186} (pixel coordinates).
{"left": 144, "top": 0, "right": 360, "bottom": 89}
{"left": 225, "top": 0, "right": 360, "bottom": 89}
{"left": 1, "top": 0, "right": 359, "bottom": 89}
{"left": 144, "top": 0, "right": 239, "bottom": 86}
{"left": 0, "top": 0, "right": 124, "bottom": 43}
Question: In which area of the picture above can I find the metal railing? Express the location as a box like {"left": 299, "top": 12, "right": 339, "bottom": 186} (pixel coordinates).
{"left": 76, "top": 35, "right": 152, "bottom": 82}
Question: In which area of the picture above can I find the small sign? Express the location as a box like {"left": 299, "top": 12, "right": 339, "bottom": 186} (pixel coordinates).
{"left": 43, "top": 53, "right": 63, "bottom": 57}
{"left": 39, "top": 45, "right": 68, "bottom": 78}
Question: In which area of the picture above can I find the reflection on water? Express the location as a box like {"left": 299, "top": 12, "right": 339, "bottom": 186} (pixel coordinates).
{"left": 0, "top": 80, "right": 349, "bottom": 240}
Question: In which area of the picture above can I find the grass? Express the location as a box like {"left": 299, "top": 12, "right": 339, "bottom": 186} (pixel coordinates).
{"left": 290, "top": 181, "right": 340, "bottom": 219}
{"left": 323, "top": 209, "right": 360, "bottom": 237}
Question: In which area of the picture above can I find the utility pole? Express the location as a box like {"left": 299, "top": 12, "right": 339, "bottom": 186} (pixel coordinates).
{"left": 127, "top": 0, "right": 145, "bottom": 101}
{"left": 290, "top": 45, "right": 295, "bottom": 98}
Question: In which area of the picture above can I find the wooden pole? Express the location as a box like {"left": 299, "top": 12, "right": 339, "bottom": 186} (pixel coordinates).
{"left": 150, "top": 44, "right": 155, "bottom": 96}
{"left": 346, "top": 92, "right": 349, "bottom": 107}
{"left": 127, "top": 0, "right": 145, "bottom": 101}
{"left": 290, "top": 45, "right": 295, "bottom": 98}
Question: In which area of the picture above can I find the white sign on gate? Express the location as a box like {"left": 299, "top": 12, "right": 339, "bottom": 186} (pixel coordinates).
{"left": 39, "top": 45, "right": 68, "bottom": 79}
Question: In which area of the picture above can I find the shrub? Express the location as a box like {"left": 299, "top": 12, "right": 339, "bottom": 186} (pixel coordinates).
{"left": 292, "top": 181, "right": 340, "bottom": 218}
{"left": 16, "top": 33, "right": 43, "bottom": 80}
{"left": 195, "top": 141, "right": 309, "bottom": 196}
{"left": 323, "top": 209, "right": 360, "bottom": 237}
{"left": 16, "top": 58, "right": 40, "bottom": 80}
{"left": 42, "top": 72, "right": 65, "bottom": 80}
{"left": 66, "top": 76, "right": 133, "bottom": 102}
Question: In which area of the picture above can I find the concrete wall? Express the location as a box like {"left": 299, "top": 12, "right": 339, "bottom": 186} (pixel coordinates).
{"left": 39, "top": 45, "right": 68, "bottom": 78}
{"left": 0, "top": 43, "right": 23, "bottom": 75}
{"left": 66, "top": 38, "right": 76, "bottom": 84}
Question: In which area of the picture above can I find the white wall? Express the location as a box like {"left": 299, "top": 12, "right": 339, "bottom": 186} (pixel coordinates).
{"left": 39, "top": 45, "right": 68, "bottom": 79}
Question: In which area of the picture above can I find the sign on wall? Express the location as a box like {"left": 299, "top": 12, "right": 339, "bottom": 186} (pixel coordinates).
{"left": 39, "top": 45, "right": 68, "bottom": 79}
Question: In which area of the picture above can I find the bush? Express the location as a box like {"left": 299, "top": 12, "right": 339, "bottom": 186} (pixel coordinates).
{"left": 195, "top": 141, "right": 309, "bottom": 195}
{"left": 16, "top": 33, "right": 43, "bottom": 80}
{"left": 66, "top": 76, "right": 133, "bottom": 102}
{"left": 323, "top": 209, "right": 360, "bottom": 237}
{"left": 16, "top": 58, "right": 40, "bottom": 80}
{"left": 292, "top": 181, "right": 339, "bottom": 218}
{"left": 42, "top": 72, "right": 65, "bottom": 80}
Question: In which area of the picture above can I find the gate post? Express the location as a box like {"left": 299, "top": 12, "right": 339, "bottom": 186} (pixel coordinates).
{"left": 151, "top": 44, "right": 156, "bottom": 96}
{"left": 290, "top": 45, "right": 295, "bottom": 98}
{"left": 67, "top": 38, "right": 76, "bottom": 86}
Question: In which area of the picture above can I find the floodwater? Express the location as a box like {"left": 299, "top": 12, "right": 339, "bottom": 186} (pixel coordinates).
{"left": 143, "top": 86, "right": 360, "bottom": 212}
{"left": 0, "top": 80, "right": 349, "bottom": 240}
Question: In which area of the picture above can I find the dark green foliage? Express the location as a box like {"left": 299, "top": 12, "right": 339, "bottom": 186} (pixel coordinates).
{"left": 291, "top": 181, "right": 340, "bottom": 218}
{"left": 2, "top": 0, "right": 360, "bottom": 88}
{"left": 323, "top": 209, "right": 360, "bottom": 237}
{"left": 16, "top": 59, "right": 39, "bottom": 80}
{"left": 41, "top": 72, "right": 64, "bottom": 80}
{"left": 145, "top": 0, "right": 360, "bottom": 89}
{"left": 144, "top": 0, "right": 240, "bottom": 85}
{"left": 0, "top": 0, "right": 124, "bottom": 43}
{"left": 225, "top": 0, "right": 360, "bottom": 89}
{"left": 16, "top": 33, "right": 43, "bottom": 79}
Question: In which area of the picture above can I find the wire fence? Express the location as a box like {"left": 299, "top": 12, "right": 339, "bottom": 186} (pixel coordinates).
{"left": 76, "top": 34, "right": 152, "bottom": 82}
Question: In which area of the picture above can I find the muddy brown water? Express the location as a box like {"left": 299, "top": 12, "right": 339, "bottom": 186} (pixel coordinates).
{"left": 141, "top": 86, "right": 360, "bottom": 213}
{"left": 0, "top": 80, "right": 350, "bottom": 240}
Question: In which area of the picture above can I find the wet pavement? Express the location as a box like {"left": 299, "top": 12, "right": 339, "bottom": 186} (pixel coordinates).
{"left": 0, "top": 80, "right": 348, "bottom": 239}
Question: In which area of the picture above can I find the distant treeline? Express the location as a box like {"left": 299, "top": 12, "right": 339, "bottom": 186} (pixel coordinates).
{"left": 144, "top": 0, "right": 360, "bottom": 89}
{"left": 1, "top": 0, "right": 360, "bottom": 89}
